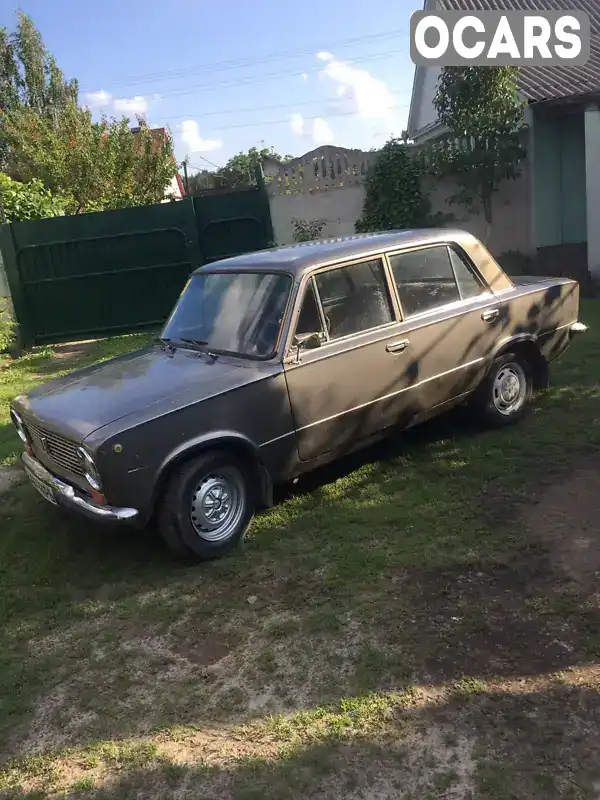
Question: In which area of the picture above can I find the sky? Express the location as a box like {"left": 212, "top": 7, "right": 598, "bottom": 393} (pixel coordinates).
{"left": 0, "top": 0, "right": 423, "bottom": 173}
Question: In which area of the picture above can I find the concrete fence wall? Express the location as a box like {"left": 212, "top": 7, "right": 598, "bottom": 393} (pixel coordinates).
{"left": 426, "top": 160, "right": 533, "bottom": 257}
{"left": 268, "top": 143, "right": 532, "bottom": 258}
{"left": 269, "top": 184, "right": 366, "bottom": 245}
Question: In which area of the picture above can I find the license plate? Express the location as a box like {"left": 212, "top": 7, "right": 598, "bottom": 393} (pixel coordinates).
{"left": 25, "top": 467, "right": 58, "bottom": 506}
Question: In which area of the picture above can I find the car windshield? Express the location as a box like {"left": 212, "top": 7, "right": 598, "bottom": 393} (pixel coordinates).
{"left": 161, "top": 271, "right": 292, "bottom": 358}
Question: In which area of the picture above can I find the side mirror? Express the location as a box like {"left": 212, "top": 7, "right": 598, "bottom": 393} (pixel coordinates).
{"left": 293, "top": 332, "right": 322, "bottom": 351}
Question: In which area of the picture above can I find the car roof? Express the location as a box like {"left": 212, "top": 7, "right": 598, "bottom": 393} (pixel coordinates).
{"left": 193, "top": 229, "right": 478, "bottom": 279}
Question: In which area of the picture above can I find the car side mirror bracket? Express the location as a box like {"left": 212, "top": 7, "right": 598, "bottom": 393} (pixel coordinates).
{"left": 291, "top": 332, "right": 322, "bottom": 363}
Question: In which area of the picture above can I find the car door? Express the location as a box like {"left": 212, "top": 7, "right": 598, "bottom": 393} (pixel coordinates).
{"left": 385, "top": 243, "right": 506, "bottom": 414}
{"left": 283, "top": 255, "right": 421, "bottom": 462}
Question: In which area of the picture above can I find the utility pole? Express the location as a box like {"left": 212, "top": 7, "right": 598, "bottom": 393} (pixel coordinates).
{"left": 181, "top": 158, "right": 190, "bottom": 195}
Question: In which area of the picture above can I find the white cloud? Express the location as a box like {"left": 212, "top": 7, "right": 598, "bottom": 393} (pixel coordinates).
{"left": 113, "top": 95, "right": 151, "bottom": 115}
{"left": 316, "top": 52, "right": 396, "bottom": 122}
{"left": 84, "top": 90, "right": 160, "bottom": 117}
{"left": 181, "top": 120, "right": 222, "bottom": 153}
{"left": 290, "top": 113, "right": 305, "bottom": 136}
{"left": 301, "top": 72, "right": 308, "bottom": 82}
{"left": 312, "top": 117, "right": 334, "bottom": 144}
{"left": 85, "top": 89, "right": 112, "bottom": 108}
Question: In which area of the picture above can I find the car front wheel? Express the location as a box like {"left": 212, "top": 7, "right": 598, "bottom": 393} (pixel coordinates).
{"left": 158, "top": 451, "right": 255, "bottom": 560}
{"left": 473, "top": 352, "right": 533, "bottom": 427}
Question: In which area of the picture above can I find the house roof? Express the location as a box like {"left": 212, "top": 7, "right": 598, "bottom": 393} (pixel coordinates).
{"left": 437, "top": 0, "right": 600, "bottom": 102}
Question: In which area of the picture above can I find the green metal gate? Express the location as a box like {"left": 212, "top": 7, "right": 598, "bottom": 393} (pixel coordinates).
{"left": 0, "top": 184, "right": 273, "bottom": 347}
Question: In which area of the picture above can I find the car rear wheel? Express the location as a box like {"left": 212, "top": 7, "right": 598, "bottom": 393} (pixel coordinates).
{"left": 472, "top": 352, "right": 533, "bottom": 427}
{"left": 158, "top": 451, "right": 255, "bottom": 560}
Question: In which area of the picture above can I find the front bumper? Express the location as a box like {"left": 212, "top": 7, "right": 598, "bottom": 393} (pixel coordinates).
{"left": 21, "top": 451, "right": 139, "bottom": 525}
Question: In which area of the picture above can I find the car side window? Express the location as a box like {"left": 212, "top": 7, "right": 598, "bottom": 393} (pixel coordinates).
{"left": 295, "top": 279, "right": 326, "bottom": 339}
{"left": 389, "top": 245, "right": 460, "bottom": 317}
{"left": 314, "top": 258, "right": 394, "bottom": 340}
{"left": 448, "top": 247, "right": 486, "bottom": 300}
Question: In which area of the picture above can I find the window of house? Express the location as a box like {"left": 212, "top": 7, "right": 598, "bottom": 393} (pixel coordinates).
{"left": 313, "top": 258, "right": 394, "bottom": 340}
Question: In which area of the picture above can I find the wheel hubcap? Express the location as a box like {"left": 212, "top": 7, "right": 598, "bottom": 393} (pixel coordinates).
{"left": 492, "top": 362, "right": 527, "bottom": 416}
{"left": 190, "top": 467, "right": 245, "bottom": 542}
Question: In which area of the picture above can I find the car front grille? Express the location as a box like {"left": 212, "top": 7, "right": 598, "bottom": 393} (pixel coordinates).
{"left": 24, "top": 420, "right": 84, "bottom": 477}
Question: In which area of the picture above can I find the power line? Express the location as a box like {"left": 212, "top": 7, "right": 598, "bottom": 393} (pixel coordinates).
{"left": 174, "top": 105, "right": 409, "bottom": 134}
{"left": 105, "top": 49, "right": 404, "bottom": 101}
{"left": 188, "top": 155, "right": 223, "bottom": 171}
{"left": 155, "top": 92, "right": 411, "bottom": 123}
{"left": 82, "top": 28, "right": 409, "bottom": 91}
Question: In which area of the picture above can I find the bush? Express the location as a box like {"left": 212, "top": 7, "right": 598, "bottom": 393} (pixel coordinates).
{"left": 496, "top": 250, "right": 533, "bottom": 276}
{"left": 356, "top": 138, "right": 433, "bottom": 233}
{"left": 292, "top": 218, "right": 327, "bottom": 242}
{"left": 0, "top": 173, "right": 69, "bottom": 222}
{"left": 0, "top": 301, "right": 16, "bottom": 354}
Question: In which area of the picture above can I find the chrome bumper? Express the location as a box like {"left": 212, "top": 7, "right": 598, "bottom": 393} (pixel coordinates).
{"left": 570, "top": 322, "right": 588, "bottom": 335}
{"left": 21, "top": 451, "right": 139, "bottom": 524}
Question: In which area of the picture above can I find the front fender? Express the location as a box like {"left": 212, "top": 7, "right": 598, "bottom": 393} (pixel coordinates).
{"left": 154, "top": 430, "right": 274, "bottom": 511}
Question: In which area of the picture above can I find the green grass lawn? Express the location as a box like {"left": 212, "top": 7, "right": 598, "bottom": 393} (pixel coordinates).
{"left": 1, "top": 305, "right": 600, "bottom": 799}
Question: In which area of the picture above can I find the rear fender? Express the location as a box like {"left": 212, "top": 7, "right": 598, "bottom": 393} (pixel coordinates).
{"left": 489, "top": 335, "right": 549, "bottom": 390}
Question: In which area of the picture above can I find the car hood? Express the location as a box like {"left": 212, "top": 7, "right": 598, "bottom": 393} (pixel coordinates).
{"left": 13, "top": 346, "right": 249, "bottom": 441}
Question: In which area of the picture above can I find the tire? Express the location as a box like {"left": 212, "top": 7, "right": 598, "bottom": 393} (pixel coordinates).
{"left": 158, "top": 451, "right": 255, "bottom": 561}
{"left": 472, "top": 351, "right": 533, "bottom": 428}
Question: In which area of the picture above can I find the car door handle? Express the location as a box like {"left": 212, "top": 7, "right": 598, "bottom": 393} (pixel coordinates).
{"left": 386, "top": 339, "right": 410, "bottom": 354}
{"left": 481, "top": 308, "right": 500, "bottom": 322}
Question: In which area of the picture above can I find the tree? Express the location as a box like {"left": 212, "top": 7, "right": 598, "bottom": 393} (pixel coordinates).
{"left": 186, "top": 169, "right": 217, "bottom": 194}
{"left": 0, "top": 172, "right": 68, "bottom": 221}
{"left": 355, "top": 138, "right": 433, "bottom": 233}
{"left": 189, "top": 147, "right": 293, "bottom": 191}
{"left": 4, "top": 103, "right": 178, "bottom": 213}
{"left": 0, "top": 12, "right": 78, "bottom": 171}
{"left": 430, "top": 66, "right": 527, "bottom": 241}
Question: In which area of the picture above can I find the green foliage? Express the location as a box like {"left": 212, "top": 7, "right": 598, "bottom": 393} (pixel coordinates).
{"left": 5, "top": 104, "right": 177, "bottom": 213}
{"left": 0, "top": 12, "right": 78, "bottom": 172}
{"left": 0, "top": 173, "right": 68, "bottom": 221}
{"left": 0, "top": 301, "right": 16, "bottom": 354}
{"left": 186, "top": 169, "right": 216, "bottom": 194}
{"left": 188, "top": 148, "right": 293, "bottom": 193}
{"left": 355, "top": 138, "right": 433, "bottom": 233}
{"left": 429, "top": 66, "right": 527, "bottom": 230}
{"left": 292, "top": 218, "right": 327, "bottom": 242}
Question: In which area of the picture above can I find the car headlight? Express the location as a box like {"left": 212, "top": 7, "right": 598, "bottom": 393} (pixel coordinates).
{"left": 77, "top": 447, "right": 102, "bottom": 491}
{"left": 10, "top": 409, "right": 28, "bottom": 444}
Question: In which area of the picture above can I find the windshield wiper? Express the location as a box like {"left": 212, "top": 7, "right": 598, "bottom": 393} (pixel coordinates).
{"left": 158, "top": 336, "right": 218, "bottom": 359}
{"left": 157, "top": 336, "right": 178, "bottom": 352}
{"left": 179, "top": 338, "right": 219, "bottom": 360}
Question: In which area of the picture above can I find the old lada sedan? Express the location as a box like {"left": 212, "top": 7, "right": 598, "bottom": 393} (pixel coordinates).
{"left": 10, "top": 230, "right": 587, "bottom": 560}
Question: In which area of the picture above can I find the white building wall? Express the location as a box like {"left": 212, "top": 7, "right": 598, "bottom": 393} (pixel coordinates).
{"left": 411, "top": 65, "right": 442, "bottom": 136}
{"left": 585, "top": 105, "right": 600, "bottom": 279}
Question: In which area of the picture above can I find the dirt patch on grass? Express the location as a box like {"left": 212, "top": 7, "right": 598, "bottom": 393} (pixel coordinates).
{"left": 170, "top": 636, "right": 231, "bottom": 667}
{"left": 521, "top": 454, "right": 600, "bottom": 586}
{"left": 0, "top": 465, "right": 23, "bottom": 493}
